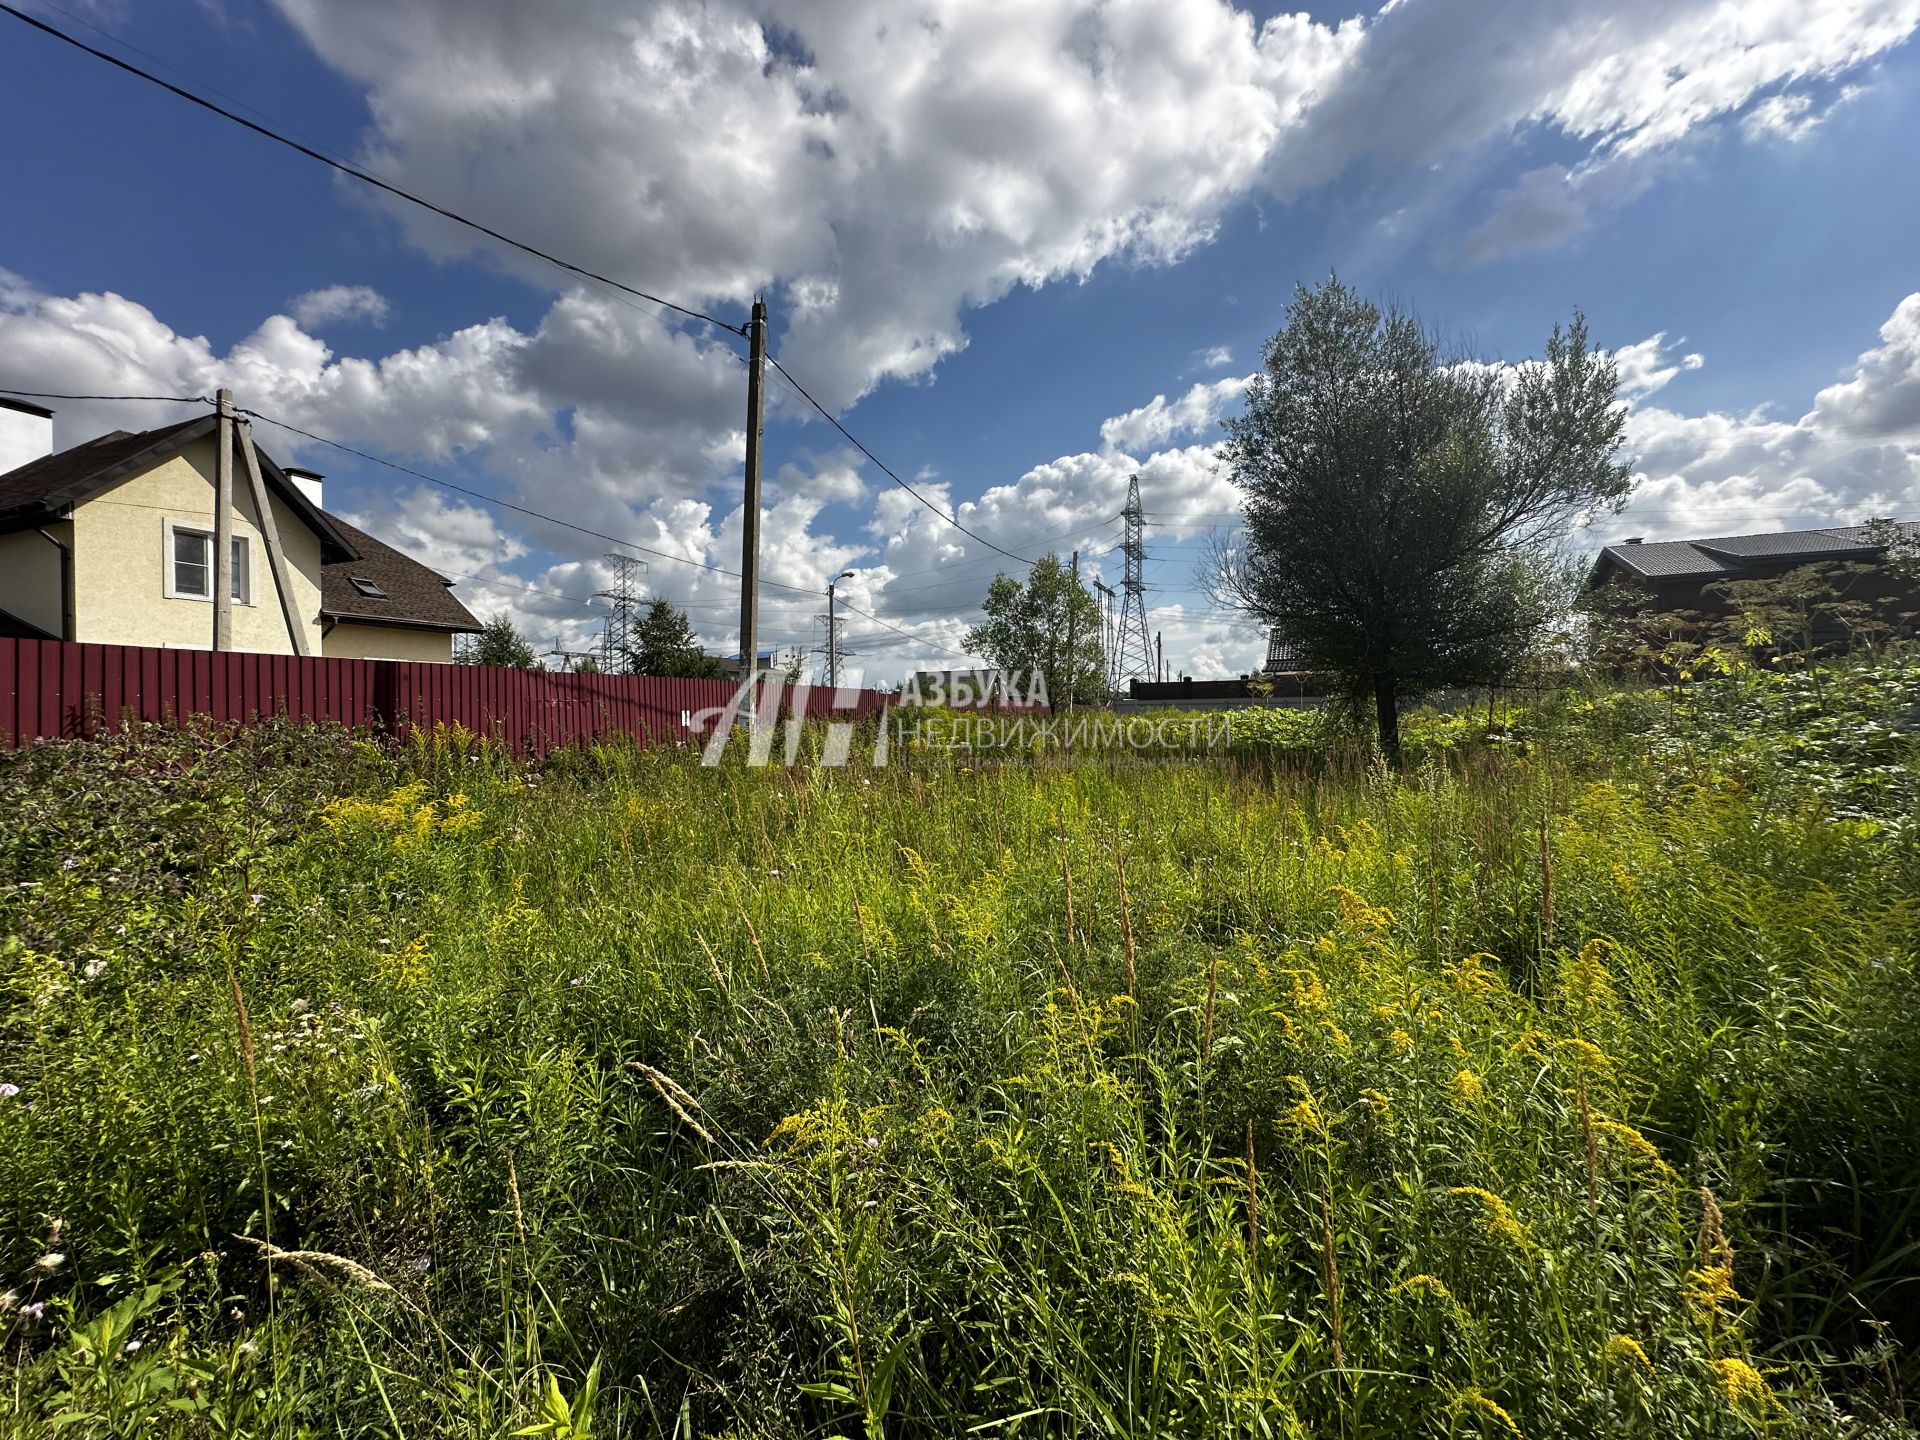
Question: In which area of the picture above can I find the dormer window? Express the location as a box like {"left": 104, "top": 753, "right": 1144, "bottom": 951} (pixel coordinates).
{"left": 348, "top": 576, "right": 388, "bottom": 600}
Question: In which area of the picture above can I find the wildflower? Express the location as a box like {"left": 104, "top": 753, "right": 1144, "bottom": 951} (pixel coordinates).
{"left": 1447, "top": 1386, "right": 1523, "bottom": 1437}
{"left": 82, "top": 958, "right": 107, "bottom": 980}
{"left": 1390, "top": 1273, "right": 1453, "bottom": 1301}
{"left": 1684, "top": 1265, "right": 1741, "bottom": 1319}
{"left": 1448, "top": 1187, "right": 1534, "bottom": 1253}
{"left": 1603, "top": 1333, "right": 1654, "bottom": 1372}
{"left": 123, "top": 1339, "right": 142, "bottom": 1355}
{"left": 1282, "top": 1098, "right": 1330, "bottom": 1142}
{"left": 1389, "top": 1028, "right": 1414, "bottom": 1056}
{"left": 20, "top": 1301, "right": 45, "bottom": 1322}
{"left": 61, "top": 856, "right": 78, "bottom": 870}
{"left": 1451, "top": 1068, "right": 1488, "bottom": 1105}
{"left": 0, "top": 1083, "right": 19, "bottom": 1099}
{"left": 1711, "top": 1356, "right": 1770, "bottom": 1410}
{"left": 1359, "top": 1088, "right": 1391, "bottom": 1120}
{"left": 864, "top": 1136, "right": 880, "bottom": 1149}
{"left": 1593, "top": 1119, "right": 1679, "bottom": 1182}
{"left": 35, "top": 1252, "right": 65, "bottom": 1273}
{"left": 289, "top": 998, "right": 310, "bottom": 1016}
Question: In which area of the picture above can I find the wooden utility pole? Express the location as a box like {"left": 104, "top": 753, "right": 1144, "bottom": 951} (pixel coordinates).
{"left": 738, "top": 296, "right": 768, "bottom": 687}
{"left": 234, "top": 418, "right": 310, "bottom": 655}
{"left": 1064, "top": 549, "right": 1079, "bottom": 712}
{"left": 213, "top": 387, "right": 234, "bottom": 652}
{"left": 1156, "top": 630, "right": 1164, "bottom": 684}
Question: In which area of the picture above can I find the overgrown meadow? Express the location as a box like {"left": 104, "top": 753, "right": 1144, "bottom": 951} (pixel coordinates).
{"left": 3, "top": 663, "right": 1919, "bottom": 1438}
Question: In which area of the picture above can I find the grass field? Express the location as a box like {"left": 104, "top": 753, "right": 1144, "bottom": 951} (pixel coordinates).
{"left": 3, "top": 663, "right": 1919, "bottom": 1437}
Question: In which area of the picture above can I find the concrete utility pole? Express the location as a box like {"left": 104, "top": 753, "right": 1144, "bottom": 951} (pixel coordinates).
{"left": 1064, "top": 549, "right": 1080, "bottom": 712}
{"left": 738, "top": 296, "right": 768, "bottom": 687}
{"left": 826, "top": 569, "right": 853, "bottom": 688}
{"left": 213, "top": 387, "right": 234, "bottom": 652}
{"left": 1156, "top": 630, "right": 1164, "bottom": 684}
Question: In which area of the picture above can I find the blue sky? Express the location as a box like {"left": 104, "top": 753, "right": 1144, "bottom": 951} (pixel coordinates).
{"left": 4, "top": 0, "right": 1919, "bottom": 677}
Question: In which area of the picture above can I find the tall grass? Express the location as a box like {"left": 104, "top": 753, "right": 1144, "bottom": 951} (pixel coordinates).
{"left": 2, "top": 661, "right": 1918, "bottom": 1437}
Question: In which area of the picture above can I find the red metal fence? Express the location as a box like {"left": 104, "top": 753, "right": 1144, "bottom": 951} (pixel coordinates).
{"left": 0, "top": 637, "right": 891, "bottom": 753}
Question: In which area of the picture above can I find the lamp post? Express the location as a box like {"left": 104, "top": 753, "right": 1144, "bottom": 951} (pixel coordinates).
{"left": 826, "top": 570, "right": 854, "bottom": 688}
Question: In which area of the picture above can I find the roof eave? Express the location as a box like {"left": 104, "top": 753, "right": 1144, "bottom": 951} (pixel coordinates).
{"left": 320, "top": 609, "right": 484, "bottom": 633}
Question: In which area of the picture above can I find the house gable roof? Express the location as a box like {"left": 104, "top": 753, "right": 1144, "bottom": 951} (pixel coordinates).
{"left": 1590, "top": 521, "right": 1919, "bottom": 588}
{"left": 0, "top": 414, "right": 359, "bottom": 563}
{"left": 318, "top": 514, "right": 483, "bottom": 634}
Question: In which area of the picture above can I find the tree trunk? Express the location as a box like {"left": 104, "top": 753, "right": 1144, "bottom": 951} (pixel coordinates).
{"left": 1373, "top": 671, "right": 1402, "bottom": 770}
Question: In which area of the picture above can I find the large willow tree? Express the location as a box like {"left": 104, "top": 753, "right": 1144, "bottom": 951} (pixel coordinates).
{"left": 1213, "top": 278, "right": 1631, "bottom": 765}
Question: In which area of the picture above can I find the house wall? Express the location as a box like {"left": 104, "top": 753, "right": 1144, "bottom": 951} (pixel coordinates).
{"left": 0, "top": 524, "right": 68, "bottom": 637}
{"left": 321, "top": 622, "right": 455, "bottom": 663}
{"left": 68, "top": 437, "right": 325, "bottom": 654}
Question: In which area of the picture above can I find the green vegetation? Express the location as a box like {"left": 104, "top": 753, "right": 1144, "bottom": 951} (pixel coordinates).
{"left": 3, "top": 661, "right": 1918, "bottom": 1437}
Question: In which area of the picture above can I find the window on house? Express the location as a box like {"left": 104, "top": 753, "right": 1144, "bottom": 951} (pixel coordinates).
{"left": 348, "top": 576, "right": 388, "bottom": 600}
{"left": 170, "top": 527, "right": 248, "bottom": 602}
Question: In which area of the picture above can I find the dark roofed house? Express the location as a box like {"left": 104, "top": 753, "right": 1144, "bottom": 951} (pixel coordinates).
{"left": 1587, "top": 520, "right": 1920, "bottom": 651}
{"left": 0, "top": 399, "right": 479, "bottom": 661}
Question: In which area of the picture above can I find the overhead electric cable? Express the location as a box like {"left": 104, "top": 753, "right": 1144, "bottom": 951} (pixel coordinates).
{"left": 236, "top": 406, "right": 826, "bottom": 596}
{"left": 1, "top": 386, "right": 212, "bottom": 404}
{"left": 0, "top": 4, "right": 745, "bottom": 339}
{"left": 764, "top": 354, "right": 1037, "bottom": 565}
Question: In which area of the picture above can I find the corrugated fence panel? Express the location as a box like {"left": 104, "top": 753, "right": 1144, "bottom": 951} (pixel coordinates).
{"left": 0, "top": 638, "right": 909, "bottom": 755}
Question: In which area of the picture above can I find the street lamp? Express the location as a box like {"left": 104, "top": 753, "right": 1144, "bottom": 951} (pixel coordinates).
{"left": 826, "top": 570, "right": 854, "bottom": 688}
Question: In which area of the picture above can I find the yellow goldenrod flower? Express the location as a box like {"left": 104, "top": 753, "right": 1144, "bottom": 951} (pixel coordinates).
{"left": 1390, "top": 1028, "right": 1414, "bottom": 1056}
{"left": 1447, "top": 1386, "right": 1523, "bottom": 1437}
{"left": 1451, "top": 1068, "right": 1489, "bottom": 1105}
{"left": 1684, "top": 1264, "right": 1742, "bottom": 1319}
{"left": 1390, "top": 1273, "right": 1452, "bottom": 1301}
{"left": 1603, "top": 1333, "right": 1653, "bottom": 1373}
{"left": 1448, "top": 1186, "right": 1535, "bottom": 1253}
{"left": 1593, "top": 1118, "right": 1679, "bottom": 1182}
{"left": 1711, "top": 1356, "right": 1770, "bottom": 1410}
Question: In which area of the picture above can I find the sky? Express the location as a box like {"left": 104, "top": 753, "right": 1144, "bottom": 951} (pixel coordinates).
{"left": 2, "top": 0, "right": 1919, "bottom": 682}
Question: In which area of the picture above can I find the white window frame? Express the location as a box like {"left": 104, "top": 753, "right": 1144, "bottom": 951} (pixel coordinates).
{"left": 162, "top": 518, "right": 252, "bottom": 605}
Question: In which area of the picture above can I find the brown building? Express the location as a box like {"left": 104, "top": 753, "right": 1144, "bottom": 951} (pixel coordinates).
{"left": 1585, "top": 521, "right": 1920, "bottom": 650}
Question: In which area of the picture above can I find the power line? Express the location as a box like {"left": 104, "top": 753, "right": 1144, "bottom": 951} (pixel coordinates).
{"left": 764, "top": 354, "right": 1037, "bottom": 565}
{"left": 1, "top": 386, "right": 212, "bottom": 404}
{"left": 0, "top": 3, "right": 745, "bottom": 340}
{"left": 235, "top": 406, "right": 828, "bottom": 597}
{"left": 837, "top": 602, "right": 979, "bottom": 662}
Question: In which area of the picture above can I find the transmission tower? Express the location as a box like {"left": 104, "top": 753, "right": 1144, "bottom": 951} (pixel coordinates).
{"left": 1110, "top": 475, "right": 1155, "bottom": 691}
{"left": 813, "top": 613, "right": 856, "bottom": 687}
{"left": 596, "top": 553, "right": 646, "bottom": 674}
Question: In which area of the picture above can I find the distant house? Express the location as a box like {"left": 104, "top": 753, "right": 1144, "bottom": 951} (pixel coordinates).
{"left": 1264, "top": 629, "right": 1309, "bottom": 676}
{"left": 0, "top": 399, "right": 481, "bottom": 660}
{"left": 1586, "top": 521, "right": 1920, "bottom": 649}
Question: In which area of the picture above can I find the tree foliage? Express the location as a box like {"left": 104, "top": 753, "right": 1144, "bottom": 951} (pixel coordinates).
{"left": 963, "top": 554, "right": 1106, "bottom": 706}
{"left": 1213, "top": 277, "right": 1631, "bottom": 764}
{"left": 465, "top": 615, "right": 540, "bottom": 670}
{"left": 628, "top": 598, "right": 730, "bottom": 679}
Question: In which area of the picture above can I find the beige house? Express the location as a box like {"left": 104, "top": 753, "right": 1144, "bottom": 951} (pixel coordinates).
{"left": 0, "top": 399, "right": 480, "bottom": 660}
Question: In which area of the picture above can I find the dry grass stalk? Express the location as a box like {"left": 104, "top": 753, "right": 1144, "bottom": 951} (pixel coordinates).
{"left": 235, "top": 1236, "right": 393, "bottom": 1293}
{"left": 694, "top": 932, "right": 731, "bottom": 996}
{"left": 1538, "top": 809, "right": 1555, "bottom": 953}
{"left": 1244, "top": 1121, "right": 1259, "bottom": 1262}
{"left": 1577, "top": 1076, "right": 1599, "bottom": 1214}
{"left": 1320, "top": 1186, "right": 1344, "bottom": 1373}
{"left": 740, "top": 908, "right": 771, "bottom": 985}
{"left": 507, "top": 1152, "right": 527, "bottom": 1245}
{"left": 228, "top": 969, "right": 257, "bottom": 1094}
{"left": 1202, "top": 951, "right": 1219, "bottom": 1067}
{"left": 1062, "top": 854, "right": 1077, "bottom": 949}
{"left": 632, "top": 1062, "right": 717, "bottom": 1145}
{"left": 1699, "top": 1187, "right": 1732, "bottom": 1271}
